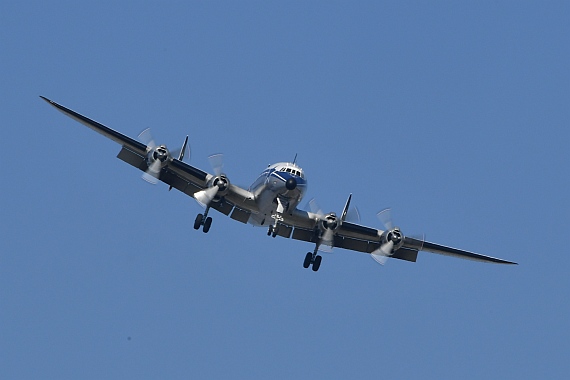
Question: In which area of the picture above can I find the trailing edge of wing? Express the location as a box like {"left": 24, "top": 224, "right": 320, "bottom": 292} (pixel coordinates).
{"left": 40, "top": 96, "right": 147, "bottom": 155}
{"left": 418, "top": 241, "right": 517, "bottom": 264}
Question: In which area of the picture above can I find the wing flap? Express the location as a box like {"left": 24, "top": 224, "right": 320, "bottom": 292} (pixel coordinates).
{"left": 291, "top": 227, "right": 317, "bottom": 243}
{"left": 275, "top": 223, "right": 293, "bottom": 238}
{"left": 117, "top": 146, "right": 147, "bottom": 171}
{"left": 230, "top": 207, "right": 251, "bottom": 223}
{"left": 392, "top": 247, "right": 418, "bottom": 262}
{"left": 334, "top": 235, "right": 373, "bottom": 253}
{"left": 211, "top": 200, "right": 234, "bottom": 216}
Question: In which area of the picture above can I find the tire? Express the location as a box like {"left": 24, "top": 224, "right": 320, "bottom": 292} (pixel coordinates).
{"left": 303, "top": 252, "right": 312, "bottom": 269}
{"left": 194, "top": 214, "right": 203, "bottom": 230}
{"left": 203, "top": 217, "right": 212, "bottom": 233}
{"left": 312, "top": 255, "right": 322, "bottom": 272}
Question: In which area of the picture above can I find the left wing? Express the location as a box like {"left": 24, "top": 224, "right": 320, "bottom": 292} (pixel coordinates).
{"left": 281, "top": 204, "right": 517, "bottom": 265}
{"left": 41, "top": 96, "right": 257, "bottom": 221}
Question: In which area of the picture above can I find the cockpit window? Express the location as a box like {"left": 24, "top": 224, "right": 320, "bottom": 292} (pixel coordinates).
{"left": 280, "top": 167, "right": 304, "bottom": 179}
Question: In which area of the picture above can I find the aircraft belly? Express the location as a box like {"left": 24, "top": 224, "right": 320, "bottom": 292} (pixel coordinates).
{"left": 249, "top": 191, "right": 277, "bottom": 226}
{"left": 247, "top": 187, "right": 302, "bottom": 227}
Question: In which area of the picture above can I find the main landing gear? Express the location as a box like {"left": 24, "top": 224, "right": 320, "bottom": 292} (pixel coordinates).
{"left": 194, "top": 206, "right": 212, "bottom": 233}
{"left": 303, "top": 252, "right": 322, "bottom": 272}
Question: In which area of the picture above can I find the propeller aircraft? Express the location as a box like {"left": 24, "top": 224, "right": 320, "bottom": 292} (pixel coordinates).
{"left": 41, "top": 96, "right": 517, "bottom": 271}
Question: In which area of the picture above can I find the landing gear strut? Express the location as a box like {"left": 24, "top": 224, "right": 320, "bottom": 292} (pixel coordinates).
{"left": 268, "top": 197, "right": 285, "bottom": 238}
{"left": 194, "top": 206, "right": 213, "bottom": 233}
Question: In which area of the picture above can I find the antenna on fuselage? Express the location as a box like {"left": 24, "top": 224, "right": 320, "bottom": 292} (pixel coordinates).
{"left": 293, "top": 153, "right": 298, "bottom": 165}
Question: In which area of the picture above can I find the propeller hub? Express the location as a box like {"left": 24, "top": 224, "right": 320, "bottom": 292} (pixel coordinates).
{"left": 213, "top": 176, "right": 229, "bottom": 192}
{"left": 152, "top": 145, "right": 170, "bottom": 162}
{"left": 386, "top": 227, "right": 403, "bottom": 246}
{"left": 322, "top": 213, "right": 338, "bottom": 230}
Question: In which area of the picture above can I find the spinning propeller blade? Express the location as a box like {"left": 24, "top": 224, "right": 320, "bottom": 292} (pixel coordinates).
{"left": 208, "top": 154, "right": 224, "bottom": 176}
{"left": 370, "top": 208, "right": 396, "bottom": 265}
{"left": 194, "top": 186, "right": 220, "bottom": 208}
{"left": 141, "top": 157, "right": 161, "bottom": 184}
{"left": 139, "top": 128, "right": 161, "bottom": 184}
{"left": 138, "top": 128, "right": 156, "bottom": 149}
{"left": 377, "top": 208, "right": 394, "bottom": 230}
{"left": 307, "top": 198, "right": 325, "bottom": 218}
{"left": 193, "top": 153, "right": 227, "bottom": 208}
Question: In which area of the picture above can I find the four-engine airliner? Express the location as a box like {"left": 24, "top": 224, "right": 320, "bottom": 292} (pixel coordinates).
{"left": 41, "top": 96, "right": 517, "bottom": 271}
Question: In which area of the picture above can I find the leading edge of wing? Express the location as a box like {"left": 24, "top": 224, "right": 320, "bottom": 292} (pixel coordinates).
{"left": 417, "top": 240, "right": 518, "bottom": 265}
{"left": 40, "top": 96, "right": 147, "bottom": 155}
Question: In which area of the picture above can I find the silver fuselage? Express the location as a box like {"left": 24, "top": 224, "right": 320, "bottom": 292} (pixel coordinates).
{"left": 247, "top": 162, "right": 307, "bottom": 226}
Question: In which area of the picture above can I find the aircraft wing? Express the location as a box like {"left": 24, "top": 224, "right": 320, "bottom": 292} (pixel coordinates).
{"left": 282, "top": 210, "right": 517, "bottom": 264}
{"left": 41, "top": 97, "right": 258, "bottom": 220}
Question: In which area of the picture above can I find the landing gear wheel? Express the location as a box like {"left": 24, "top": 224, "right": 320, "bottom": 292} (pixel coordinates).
{"left": 268, "top": 225, "right": 279, "bottom": 237}
{"left": 203, "top": 217, "right": 212, "bottom": 233}
{"left": 312, "top": 255, "right": 322, "bottom": 272}
{"left": 303, "top": 252, "right": 312, "bottom": 268}
{"left": 194, "top": 214, "right": 203, "bottom": 230}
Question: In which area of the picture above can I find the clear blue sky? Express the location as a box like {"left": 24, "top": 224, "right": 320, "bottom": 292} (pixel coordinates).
{"left": 1, "top": 1, "right": 569, "bottom": 379}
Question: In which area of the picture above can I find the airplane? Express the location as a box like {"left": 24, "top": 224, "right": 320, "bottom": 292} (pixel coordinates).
{"left": 40, "top": 96, "right": 517, "bottom": 271}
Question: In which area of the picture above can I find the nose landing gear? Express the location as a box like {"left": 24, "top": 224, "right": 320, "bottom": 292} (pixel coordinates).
{"left": 267, "top": 224, "right": 280, "bottom": 238}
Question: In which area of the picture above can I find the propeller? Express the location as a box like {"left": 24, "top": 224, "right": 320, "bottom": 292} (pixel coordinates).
{"left": 139, "top": 128, "right": 163, "bottom": 184}
{"left": 193, "top": 153, "right": 229, "bottom": 208}
{"left": 371, "top": 208, "right": 425, "bottom": 266}
{"left": 371, "top": 208, "right": 399, "bottom": 265}
{"left": 137, "top": 128, "right": 189, "bottom": 186}
{"left": 142, "top": 159, "right": 162, "bottom": 184}
{"left": 306, "top": 195, "right": 360, "bottom": 252}
{"left": 307, "top": 198, "right": 325, "bottom": 219}
{"left": 194, "top": 185, "right": 221, "bottom": 208}
{"left": 138, "top": 128, "right": 156, "bottom": 149}
{"left": 376, "top": 208, "right": 394, "bottom": 230}
{"left": 208, "top": 153, "right": 224, "bottom": 176}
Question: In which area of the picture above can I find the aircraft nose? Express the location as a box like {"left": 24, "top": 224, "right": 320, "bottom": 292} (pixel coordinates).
{"left": 286, "top": 177, "right": 297, "bottom": 190}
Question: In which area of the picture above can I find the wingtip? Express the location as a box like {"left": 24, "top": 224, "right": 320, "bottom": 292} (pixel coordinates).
{"left": 39, "top": 96, "right": 52, "bottom": 103}
{"left": 498, "top": 259, "right": 518, "bottom": 265}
